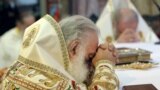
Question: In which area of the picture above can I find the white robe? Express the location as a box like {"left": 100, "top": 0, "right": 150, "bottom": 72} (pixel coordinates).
{"left": 2, "top": 15, "right": 119, "bottom": 90}
{"left": 0, "top": 28, "right": 23, "bottom": 68}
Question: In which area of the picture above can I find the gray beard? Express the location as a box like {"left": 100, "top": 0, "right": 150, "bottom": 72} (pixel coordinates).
{"left": 68, "top": 50, "right": 89, "bottom": 83}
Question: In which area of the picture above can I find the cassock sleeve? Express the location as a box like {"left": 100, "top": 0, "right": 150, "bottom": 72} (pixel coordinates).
{"left": 87, "top": 60, "right": 119, "bottom": 90}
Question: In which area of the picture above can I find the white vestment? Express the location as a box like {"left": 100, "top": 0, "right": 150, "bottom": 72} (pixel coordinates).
{"left": 2, "top": 15, "right": 119, "bottom": 90}
{"left": 0, "top": 28, "right": 23, "bottom": 68}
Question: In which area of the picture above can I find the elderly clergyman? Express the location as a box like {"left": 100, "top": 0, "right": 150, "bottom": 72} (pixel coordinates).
{"left": 97, "top": 0, "right": 159, "bottom": 43}
{"left": 1, "top": 15, "right": 119, "bottom": 90}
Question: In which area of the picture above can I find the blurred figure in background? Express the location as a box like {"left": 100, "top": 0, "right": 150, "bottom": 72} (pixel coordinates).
{"left": 0, "top": 0, "right": 39, "bottom": 36}
{"left": 114, "top": 8, "right": 142, "bottom": 42}
{"left": 15, "top": 0, "right": 40, "bottom": 19}
{"left": 0, "top": 7, "right": 35, "bottom": 69}
{"left": 114, "top": 8, "right": 159, "bottom": 43}
{"left": 97, "top": 0, "right": 159, "bottom": 43}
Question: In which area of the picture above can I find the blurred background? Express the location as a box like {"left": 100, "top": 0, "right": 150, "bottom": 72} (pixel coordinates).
{"left": 0, "top": 0, "right": 160, "bottom": 38}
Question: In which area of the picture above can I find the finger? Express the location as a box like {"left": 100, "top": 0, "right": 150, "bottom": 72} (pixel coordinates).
{"left": 126, "top": 35, "right": 136, "bottom": 42}
{"left": 127, "top": 38, "right": 134, "bottom": 42}
{"left": 106, "top": 36, "right": 112, "bottom": 43}
{"left": 116, "top": 59, "right": 120, "bottom": 64}
{"left": 108, "top": 43, "right": 115, "bottom": 51}
{"left": 125, "top": 28, "right": 135, "bottom": 32}
{"left": 99, "top": 43, "right": 107, "bottom": 50}
{"left": 112, "top": 49, "right": 119, "bottom": 63}
{"left": 112, "top": 51, "right": 117, "bottom": 57}
{"left": 125, "top": 29, "right": 136, "bottom": 35}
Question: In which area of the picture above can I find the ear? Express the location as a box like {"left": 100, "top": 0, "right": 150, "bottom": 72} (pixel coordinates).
{"left": 68, "top": 39, "right": 80, "bottom": 59}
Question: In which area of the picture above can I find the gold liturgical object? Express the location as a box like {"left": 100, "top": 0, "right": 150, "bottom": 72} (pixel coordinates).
{"left": 117, "top": 48, "right": 151, "bottom": 64}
